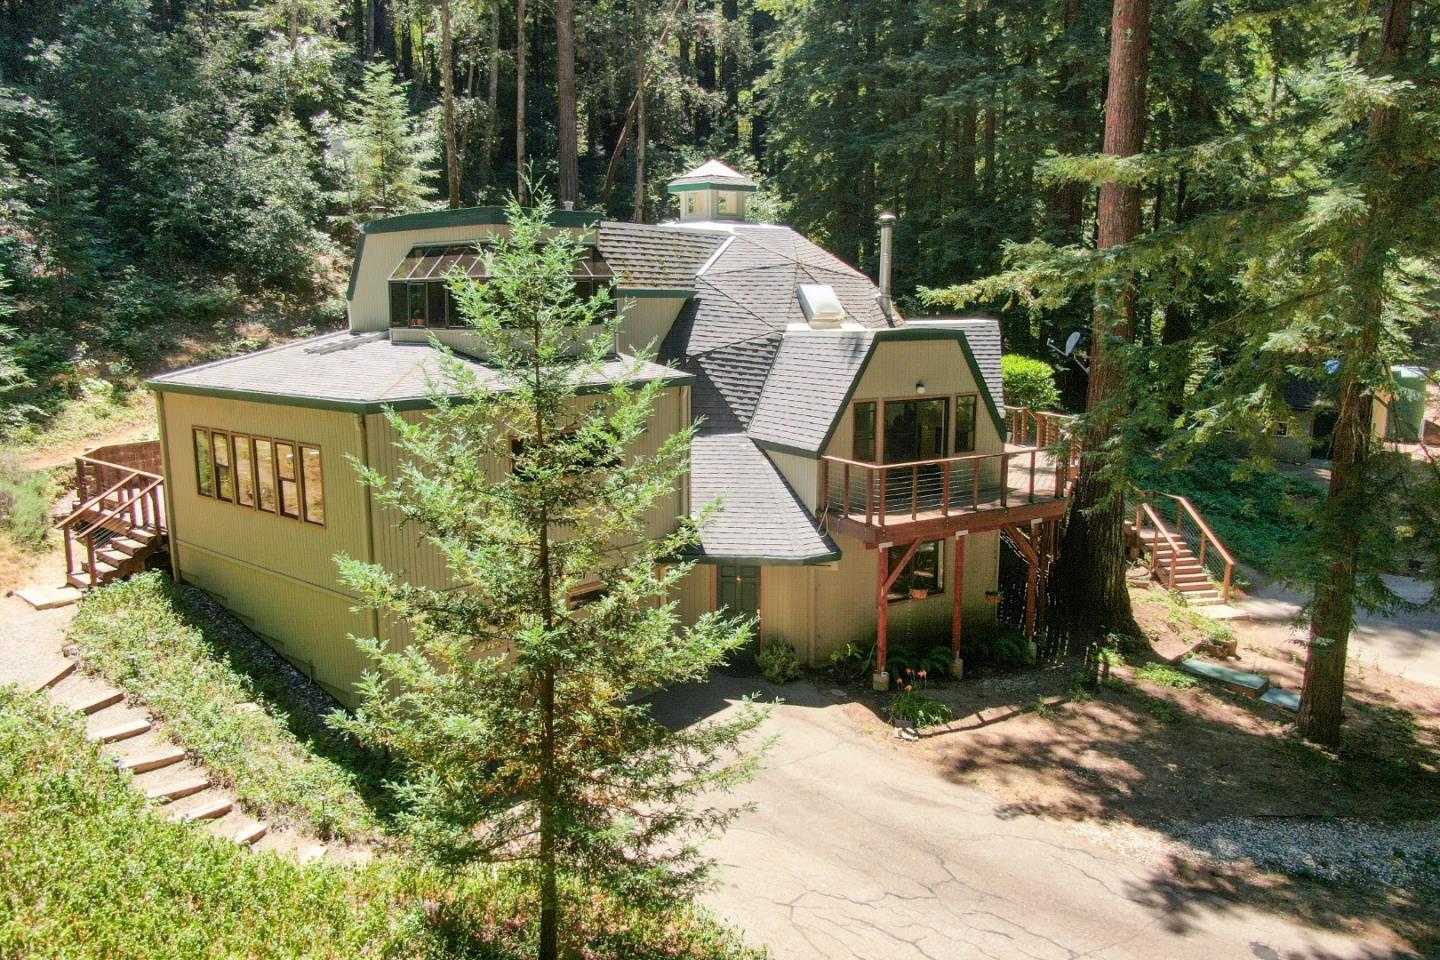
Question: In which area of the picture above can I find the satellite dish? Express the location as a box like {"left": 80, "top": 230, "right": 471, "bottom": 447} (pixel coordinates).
{"left": 1063, "top": 331, "right": 1083, "bottom": 357}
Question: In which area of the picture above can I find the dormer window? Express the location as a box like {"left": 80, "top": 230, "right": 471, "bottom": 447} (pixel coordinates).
{"left": 388, "top": 243, "right": 613, "bottom": 329}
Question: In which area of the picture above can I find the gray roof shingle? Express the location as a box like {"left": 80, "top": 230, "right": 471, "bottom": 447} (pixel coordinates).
{"left": 746, "top": 332, "right": 874, "bottom": 452}
{"left": 597, "top": 222, "right": 727, "bottom": 290}
{"left": 149, "top": 332, "right": 689, "bottom": 411}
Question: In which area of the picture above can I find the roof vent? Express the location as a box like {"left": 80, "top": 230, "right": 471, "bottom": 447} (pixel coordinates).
{"left": 797, "top": 284, "right": 846, "bottom": 327}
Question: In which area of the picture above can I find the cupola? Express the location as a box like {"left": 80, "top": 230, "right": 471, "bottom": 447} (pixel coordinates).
{"left": 667, "top": 160, "right": 758, "bottom": 222}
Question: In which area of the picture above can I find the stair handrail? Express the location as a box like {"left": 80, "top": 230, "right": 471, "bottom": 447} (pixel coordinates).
{"left": 55, "top": 471, "right": 146, "bottom": 529}
{"left": 1164, "top": 494, "right": 1235, "bottom": 604}
{"left": 72, "top": 477, "right": 164, "bottom": 540}
{"left": 1137, "top": 501, "right": 1182, "bottom": 590}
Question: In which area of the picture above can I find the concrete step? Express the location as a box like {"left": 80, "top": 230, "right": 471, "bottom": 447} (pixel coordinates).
{"left": 230, "top": 820, "right": 270, "bottom": 846}
{"left": 83, "top": 702, "right": 150, "bottom": 739}
{"left": 40, "top": 659, "right": 76, "bottom": 689}
{"left": 115, "top": 745, "right": 186, "bottom": 774}
{"left": 49, "top": 674, "right": 125, "bottom": 715}
{"left": 89, "top": 718, "right": 153, "bottom": 744}
{"left": 138, "top": 759, "right": 211, "bottom": 803}
{"left": 1179, "top": 658, "right": 1270, "bottom": 697}
{"left": 168, "top": 790, "right": 233, "bottom": 823}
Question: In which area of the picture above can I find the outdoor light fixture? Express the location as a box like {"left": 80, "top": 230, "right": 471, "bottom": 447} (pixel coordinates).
{"left": 915, "top": 381, "right": 926, "bottom": 394}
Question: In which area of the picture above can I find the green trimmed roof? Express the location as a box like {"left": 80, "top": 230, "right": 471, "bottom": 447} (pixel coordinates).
{"left": 666, "top": 159, "right": 758, "bottom": 194}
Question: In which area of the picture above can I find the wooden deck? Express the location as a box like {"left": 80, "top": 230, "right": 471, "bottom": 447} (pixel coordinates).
{"left": 820, "top": 443, "right": 1071, "bottom": 543}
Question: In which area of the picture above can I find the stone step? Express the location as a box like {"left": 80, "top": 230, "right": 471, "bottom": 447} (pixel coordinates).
{"left": 49, "top": 674, "right": 125, "bottom": 715}
{"left": 1179, "top": 658, "right": 1270, "bottom": 697}
{"left": 14, "top": 584, "right": 83, "bottom": 610}
{"left": 1259, "top": 687, "right": 1301, "bottom": 712}
{"left": 168, "top": 791, "right": 233, "bottom": 822}
{"left": 116, "top": 745, "right": 187, "bottom": 774}
{"left": 89, "top": 718, "right": 153, "bottom": 744}
{"left": 230, "top": 820, "right": 270, "bottom": 846}
{"left": 40, "top": 659, "right": 76, "bottom": 689}
{"left": 136, "top": 758, "right": 212, "bottom": 803}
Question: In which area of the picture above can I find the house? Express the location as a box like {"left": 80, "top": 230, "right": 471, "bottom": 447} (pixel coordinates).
{"left": 128, "top": 161, "right": 1069, "bottom": 704}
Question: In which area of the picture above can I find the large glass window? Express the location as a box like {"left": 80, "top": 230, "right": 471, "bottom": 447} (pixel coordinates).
{"left": 276, "top": 442, "right": 300, "bottom": 519}
{"left": 955, "top": 395, "right": 979, "bottom": 453}
{"left": 194, "top": 429, "right": 213, "bottom": 497}
{"left": 853, "top": 401, "right": 877, "bottom": 462}
{"left": 887, "top": 540, "right": 944, "bottom": 601}
{"left": 212, "top": 432, "right": 234, "bottom": 502}
{"left": 300, "top": 445, "right": 324, "bottom": 525}
{"left": 884, "top": 398, "right": 948, "bottom": 463}
{"left": 234, "top": 435, "right": 256, "bottom": 507}
{"left": 255, "top": 439, "right": 277, "bottom": 513}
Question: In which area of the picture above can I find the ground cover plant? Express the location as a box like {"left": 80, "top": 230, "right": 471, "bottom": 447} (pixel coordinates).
{"left": 1132, "top": 454, "right": 1321, "bottom": 578}
{"left": 0, "top": 686, "right": 763, "bottom": 960}
{"left": 69, "top": 571, "right": 381, "bottom": 840}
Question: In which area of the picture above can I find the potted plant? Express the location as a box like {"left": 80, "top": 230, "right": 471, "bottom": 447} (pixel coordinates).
{"left": 909, "top": 587, "right": 930, "bottom": 601}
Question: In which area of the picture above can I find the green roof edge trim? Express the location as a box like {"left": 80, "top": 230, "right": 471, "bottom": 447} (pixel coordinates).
{"left": 688, "top": 550, "right": 841, "bottom": 566}
{"left": 764, "top": 326, "right": 1007, "bottom": 455}
{"left": 614, "top": 287, "right": 696, "bottom": 298}
{"left": 148, "top": 372, "right": 696, "bottom": 414}
{"left": 666, "top": 182, "right": 759, "bottom": 194}
{"left": 364, "top": 205, "right": 602, "bottom": 234}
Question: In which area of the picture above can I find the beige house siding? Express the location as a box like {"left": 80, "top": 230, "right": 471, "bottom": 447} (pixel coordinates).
{"left": 159, "top": 392, "right": 375, "bottom": 704}
{"left": 822, "top": 339, "right": 1004, "bottom": 464}
{"left": 349, "top": 223, "right": 512, "bottom": 332}
{"left": 615, "top": 296, "right": 688, "bottom": 356}
{"left": 767, "top": 450, "right": 820, "bottom": 510}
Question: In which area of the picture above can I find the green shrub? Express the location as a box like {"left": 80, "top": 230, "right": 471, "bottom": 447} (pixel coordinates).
{"left": 886, "top": 641, "right": 953, "bottom": 679}
{"left": 827, "top": 641, "right": 872, "bottom": 680}
{"left": 889, "top": 690, "right": 955, "bottom": 728}
{"left": 756, "top": 639, "right": 801, "bottom": 684}
{"left": 0, "top": 686, "right": 761, "bottom": 960}
{"left": 1135, "top": 661, "right": 1200, "bottom": 690}
{"left": 982, "top": 628, "right": 1031, "bottom": 668}
{"left": 1002, "top": 354, "right": 1062, "bottom": 411}
{"left": 69, "top": 572, "right": 379, "bottom": 840}
{"left": 0, "top": 456, "right": 54, "bottom": 549}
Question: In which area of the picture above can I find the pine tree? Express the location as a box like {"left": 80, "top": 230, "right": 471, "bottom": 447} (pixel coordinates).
{"left": 332, "top": 197, "right": 765, "bottom": 959}
{"left": 342, "top": 61, "right": 437, "bottom": 218}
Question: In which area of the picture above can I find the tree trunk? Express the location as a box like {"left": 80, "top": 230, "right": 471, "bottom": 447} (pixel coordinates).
{"left": 556, "top": 0, "right": 578, "bottom": 206}
{"left": 1298, "top": 0, "right": 1410, "bottom": 747}
{"left": 1049, "top": 0, "right": 1149, "bottom": 642}
{"left": 1053, "top": 0, "right": 1088, "bottom": 240}
{"left": 441, "top": 0, "right": 461, "bottom": 208}
{"left": 982, "top": 102, "right": 996, "bottom": 198}
{"left": 485, "top": 0, "right": 499, "bottom": 188}
{"left": 516, "top": 0, "right": 528, "bottom": 203}
{"left": 631, "top": 0, "right": 648, "bottom": 222}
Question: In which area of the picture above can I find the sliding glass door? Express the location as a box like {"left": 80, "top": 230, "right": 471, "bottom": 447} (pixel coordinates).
{"left": 883, "top": 398, "right": 949, "bottom": 512}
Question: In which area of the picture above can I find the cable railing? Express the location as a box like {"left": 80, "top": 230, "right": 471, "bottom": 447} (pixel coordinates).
{"left": 1168, "top": 494, "right": 1235, "bottom": 604}
{"left": 1136, "top": 501, "right": 1182, "bottom": 590}
{"left": 820, "top": 448, "right": 1068, "bottom": 526}
{"left": 1005, "top": 406, "right": 1076, "bottom": 450}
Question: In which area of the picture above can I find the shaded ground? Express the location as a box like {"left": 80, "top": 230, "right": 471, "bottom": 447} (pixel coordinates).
{"left": 650, "top": 675, "right": 1413, "bottom": 959}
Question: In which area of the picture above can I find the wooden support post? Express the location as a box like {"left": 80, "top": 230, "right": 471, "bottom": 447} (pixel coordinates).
{"left": 951, "top": 533, "right": 966, "bottom": 678}
{"left": 1025, "top": 562, "right": 1038, "bottom": 641}
{"left": 874, "top": 546, "right": 891, "bottom": 690}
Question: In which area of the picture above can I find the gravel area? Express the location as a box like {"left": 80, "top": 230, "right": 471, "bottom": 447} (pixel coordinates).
{"left": 1072, "top": 817, "right": 1440, "bottom": 893}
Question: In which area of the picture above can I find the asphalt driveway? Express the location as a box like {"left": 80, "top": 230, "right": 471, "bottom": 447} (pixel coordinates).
{"left": 648, "top": 675, "right": 1403, "bottom": 960}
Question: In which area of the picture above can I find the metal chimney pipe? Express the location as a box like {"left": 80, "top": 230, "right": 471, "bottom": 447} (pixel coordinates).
{"left": 878, "top": 210, "right": 896, "bottom": 316}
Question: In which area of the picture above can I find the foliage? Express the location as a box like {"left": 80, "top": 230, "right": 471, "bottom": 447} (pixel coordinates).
{"left": 888, "top": 690, "right": 955, "bottom": 729}
{"left": 1134, "top": 661, "right": 1200, "bottom": 691}
{"left": 332, "top": 199, "right": 764, "bottom": 952}
{"left": 1133, "top": 453, "right": 1320, "bottom": 578}
{"left": 69, "top": 572, "right": 379, "bottom": 840}
{"left": 756, "top": 639, "right": 801, "bottom": 684}
{"left": 0, "top": 456, "right": 53, "bottom": 550}
{"left": 827, "top": 641, "right": 872, "bottom": 681}
{"left": 0, "top": 686, "right": 763, "bottom": 960}
{"left": 885, "top": 641, "right": 953, "bottom": 679}
{"left": 979, "top": 628, "right": 1032, "bottom": 669}
{"left": 336, "top": 62, "right": 438, "bottom": 220}
{"left": 1002, "top": 355, "right": 1062, "bottom": 411}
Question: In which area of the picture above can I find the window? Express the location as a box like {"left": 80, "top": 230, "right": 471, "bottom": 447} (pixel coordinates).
{"left": 212, "top": 432, "right": 234, "bottom": 502}
{"left": 1272, "top": 421, "right": 1290, "bottom": 437}
{"left": 887, "top": 540, "right": 944, "bottom": 601}
{"left": 194, "top": 429, "right": 213, "bottom": 497}
{"left": 853, "top": 401, "right": 877, "bottom": 462}
{"left": 276, "top": 442, "right": 300, "bottom": 519}
{"left": 234, "top": 435, "right": 256, "bottom": 507}
{"left": 686, "top": 195, "right": 695, "bottom": 215}
{"left": 388, "top": 243, "right": 612, "bottom": 328}
{"left": 884, "top": 397, "right": 948, "bottom": 463}
{"left": 567, "top": 582, "right": 609, "bottom": 609}
{"left": 255, "top": 439, "right": 277, "bottom": 513}
{"left": 300, "top": 445, "right": 324, "bottom": 525}
{"left": 955, "top": 395, "right": 978, "bottom": 453}
{"left": 716, "top": 193, "right": 728, "bottom": 213}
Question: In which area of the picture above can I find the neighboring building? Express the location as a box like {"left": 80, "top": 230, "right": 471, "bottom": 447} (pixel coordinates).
{"left": 144, "top": 161, "right": 1069, "bottom": 703}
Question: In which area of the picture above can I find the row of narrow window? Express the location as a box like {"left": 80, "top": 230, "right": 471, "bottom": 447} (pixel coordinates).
{"left": 193, "top": 428, "right": 325, "bottom": 526}
{"left": 852, "top": 394, "right": 980, "bottom": 463}
{"left": 388, "top": 278, "right": 612, "bottom": 329}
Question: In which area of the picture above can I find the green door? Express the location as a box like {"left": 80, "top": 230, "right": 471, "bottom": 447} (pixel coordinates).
{"left": 718, "top": 565, "right": 761, "bottom": 673}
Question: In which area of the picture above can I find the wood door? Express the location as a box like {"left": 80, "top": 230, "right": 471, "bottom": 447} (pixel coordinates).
{"left": 717, "top": 564, "right": 761, "bottom": 671}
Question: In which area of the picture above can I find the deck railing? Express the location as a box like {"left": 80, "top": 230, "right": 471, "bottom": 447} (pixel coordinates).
{"left": 1168, "top": 494, "right": 1235, "bottom": 604}
{"left": 821, "top": 448, "right": 1069, "bottom": 526}
{"left": 1006, "top": 406, "right": 1076, "bottom": 450}
{"left": 57, "top": 443, "right": 167, "bottom": 589}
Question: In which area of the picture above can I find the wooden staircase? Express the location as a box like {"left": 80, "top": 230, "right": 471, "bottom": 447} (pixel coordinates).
{"left": 1127, "top": 487, "right": 1235, "bottom": 607}
{"left": 57, "top": 443, "right": 167, "bottom": 590}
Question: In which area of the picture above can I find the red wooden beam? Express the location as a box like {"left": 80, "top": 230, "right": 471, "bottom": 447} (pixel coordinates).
{"left": 876, "top": 546, "right": 890, "bottom": 683}
{"left": 951, "top": 534, "right": 966, "bottom": 663}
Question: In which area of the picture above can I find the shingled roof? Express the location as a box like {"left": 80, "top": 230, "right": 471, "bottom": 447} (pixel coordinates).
{"left": 597, "top": 221, "right": 727, "bottom": 291}
{"left": 149, "top": 331, "right": 689, "bottom": 412}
